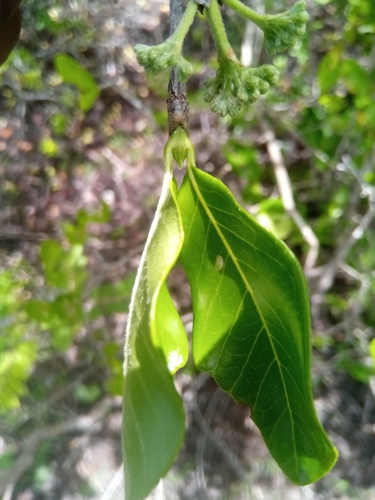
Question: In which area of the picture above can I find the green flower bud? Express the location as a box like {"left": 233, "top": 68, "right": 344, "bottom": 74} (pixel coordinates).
{"left": 204, "top": 56, "right": 280, "bottom": 117}
{"left": 134, "top": 38, "right": 192, "bottom": 80}
{"left": 257, "top": 79, "right": 270, "bottom": 94}
{"left": 177, "top": 58, "right": 194, "bottom": 82}
{"left": 237, "top": 85, "right": 248, "bottom": 102}
{"left": 255, "top": 65, "right": 280, "bottom": 86}
{"left": 261, "top": 1, "right": 310, "bottom": 55}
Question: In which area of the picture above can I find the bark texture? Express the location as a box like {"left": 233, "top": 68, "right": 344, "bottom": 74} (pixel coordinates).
{"left": 167, "top": 0, "right": 190, "bottom": 135}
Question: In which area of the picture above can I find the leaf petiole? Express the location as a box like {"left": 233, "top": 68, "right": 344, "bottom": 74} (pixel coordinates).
{"left": 221, "top": 0, "right": 309, "bottom": 55}
{"left": 164, "top": 125, "right": 196, "bottom": 170}
{"left": 206, "top": 0, "right": 237, "bottom": 60}
{"left": 221, "top": 0, "right": 265, "bottom": 25}
{"left": 172, "top": 0, "right": 199, "bottom": 46}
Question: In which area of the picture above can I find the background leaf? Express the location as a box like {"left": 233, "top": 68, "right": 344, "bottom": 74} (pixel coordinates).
{"left": 178, "top": 166, "right": 338, "bottom": 485}
{"left": 317, "top": 51, "right": 341, "bottom": 95}
{"left": 54, "top": 54, "right": 100, "bottom": 111}
{"left": 0, "top": 341, "right": 37, "bottom": 410}
{"left": 122, "top": 173, "right": 187, "bottom": 500}
{"left": 340, "top": 59, "right": 372, "bottom": 97}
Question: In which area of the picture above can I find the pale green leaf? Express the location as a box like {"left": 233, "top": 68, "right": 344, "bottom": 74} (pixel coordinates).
{"left": 369, "top": 338, "right": 375, "bottom": 367}
{"left": 122, "top": 168, "right": 187, "bottom": 500}
{"left": 0, "top": 341, "right": 37, "bottom": 410}
{"left": 156, "top": 283, "right": 188, "bottom": 374}
{"left": 178, "top": 165, "right": 338, "bottom": 485}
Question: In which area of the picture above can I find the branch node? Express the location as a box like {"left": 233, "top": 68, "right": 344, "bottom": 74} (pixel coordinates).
{"left": 167, "top": 74, "right": 189, "bottom": 136}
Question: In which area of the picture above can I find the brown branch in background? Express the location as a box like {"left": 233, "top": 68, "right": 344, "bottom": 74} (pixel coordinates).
{"left": 187, "top": 397, "right": 247, "bottom": 482}
{"left": 310, "top": 202, "right": 375, "bottom": 319}
{"left": 0, "top": 398, "right": 121, "bottom": 500}
{"left": 262, "top": 126, "right": 320, "bottom": 273}
{"left": 167, "top": 0, "right": 190, "bottom": 135}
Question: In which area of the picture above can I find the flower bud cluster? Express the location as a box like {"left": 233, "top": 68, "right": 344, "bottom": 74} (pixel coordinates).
{"left": 134, "top": 39, "right": 193, "bottom": 82}
{"left": 134, "top": 0, "right": 309, "bottom": 117}
{"left": 260, "top": 1, "right": 309, "bottom": 55}
{"left": 204, "top": 58, "right": 280, "bottom": 117}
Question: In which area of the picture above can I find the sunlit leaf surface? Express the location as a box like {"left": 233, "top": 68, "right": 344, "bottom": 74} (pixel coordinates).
{"left": 178, "top": 165, "right": 338, "bottom": 485}
{"left": 122, "top": 172, "right": 187, "bottom": 500}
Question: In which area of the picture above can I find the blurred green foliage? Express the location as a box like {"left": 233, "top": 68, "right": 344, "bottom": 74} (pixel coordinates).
{"left": 0, "top": 202, "right": 134, "bottom": 411}
{"left": 0, "top": 265, "right": 37, "bottom": 410}
{"left": 54, "top": 54, "right": 100, "bottom": 112}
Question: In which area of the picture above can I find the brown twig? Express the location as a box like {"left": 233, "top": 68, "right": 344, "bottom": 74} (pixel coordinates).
{"left": 311, "top": 202, "right": 375, "bottom": 319}
{"left": 167, "top": 0, "right": 190, "bottom": 135}
{"left": 262, "top": 126, "right": 320, "bottom": 273}
{"left": 0, "top": 226, "right": 48, "bottom": 241}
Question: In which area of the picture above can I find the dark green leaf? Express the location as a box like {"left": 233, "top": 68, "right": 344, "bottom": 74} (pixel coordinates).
{"left": 178, "top": 166, "right": 338, "bottom": 485}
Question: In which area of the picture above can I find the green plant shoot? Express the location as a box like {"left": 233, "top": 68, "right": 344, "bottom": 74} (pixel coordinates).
{"left": 123, "top": 1, "right": 338, "bottom": 498}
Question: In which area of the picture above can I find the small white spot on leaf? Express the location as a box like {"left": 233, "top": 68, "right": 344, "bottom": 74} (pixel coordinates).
{"left": 214, "top": 255, "right": 224, "bottom": 271}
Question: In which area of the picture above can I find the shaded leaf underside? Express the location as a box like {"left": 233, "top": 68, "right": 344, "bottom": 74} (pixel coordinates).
{"left": 123, "top": 177, "right": 187, "bottom": 500}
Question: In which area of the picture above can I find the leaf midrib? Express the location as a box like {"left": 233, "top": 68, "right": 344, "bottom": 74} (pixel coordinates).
{"left": 187, "top": 166, "right": 298, "bottom": 470}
